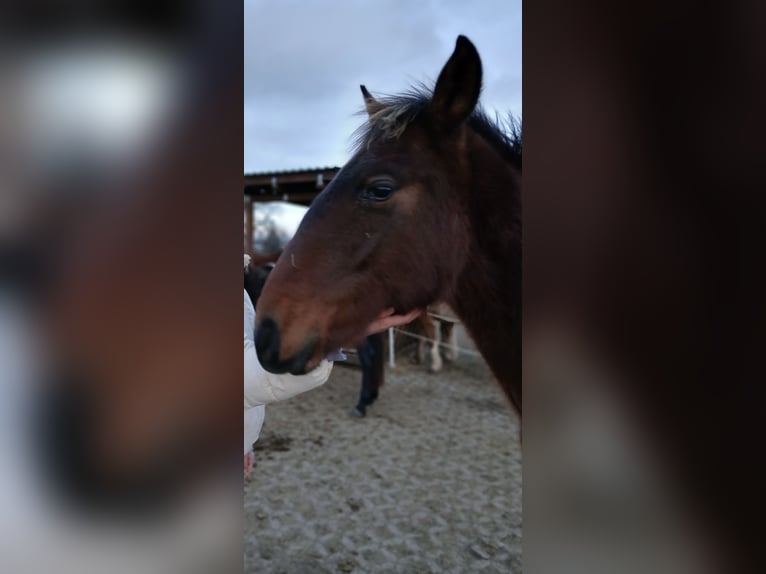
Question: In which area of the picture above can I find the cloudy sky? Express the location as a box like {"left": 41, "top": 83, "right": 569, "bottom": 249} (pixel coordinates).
{"left": 244, "top": 0, "right": 521, "bottom": 174}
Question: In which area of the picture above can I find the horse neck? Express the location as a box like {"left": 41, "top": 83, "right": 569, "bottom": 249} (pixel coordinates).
{"left": 447, "top": 133, "right": 522, "bottom": 412}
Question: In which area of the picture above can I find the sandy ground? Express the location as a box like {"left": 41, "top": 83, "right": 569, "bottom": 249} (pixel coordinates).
{"left": 244, "top": 337, "right": 522, "bottom": 574}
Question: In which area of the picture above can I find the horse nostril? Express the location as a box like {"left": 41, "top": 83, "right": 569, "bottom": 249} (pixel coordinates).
{"left": 255, "top": 316, "right": 283, "bottom": 373}
{"left": 254, "top": 317, "right": 320, "bottom": 375}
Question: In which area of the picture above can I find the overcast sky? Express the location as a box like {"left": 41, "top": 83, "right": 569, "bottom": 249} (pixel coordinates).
{"left": 244, "top": 0, "right": 521, "bottom": 174}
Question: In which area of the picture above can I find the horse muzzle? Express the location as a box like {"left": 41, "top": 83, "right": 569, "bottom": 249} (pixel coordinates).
{"left": 254, "top": 316, "right": 319, "bottom": 375}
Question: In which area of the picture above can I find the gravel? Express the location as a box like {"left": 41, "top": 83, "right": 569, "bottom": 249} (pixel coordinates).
{"left": 244, "top": 342, "right": 522, "bottom": 574}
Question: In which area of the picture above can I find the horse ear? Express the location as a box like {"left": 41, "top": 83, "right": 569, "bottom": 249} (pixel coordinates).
{"left": 360, "top": 85, "right": 382, "bottom": 117}
{"left": 430, "top": 36, "right": 482, "bottom": 131}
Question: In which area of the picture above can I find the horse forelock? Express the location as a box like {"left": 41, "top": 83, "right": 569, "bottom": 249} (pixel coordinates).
{"left": 351, "top": 86, "right": 431, "bottom": 152}
{"left": 351, "top": 85, "right": 521, "bottom": 171}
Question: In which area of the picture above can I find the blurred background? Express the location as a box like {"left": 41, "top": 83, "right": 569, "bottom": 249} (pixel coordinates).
{"left": 525, "top": 2, "right": 766, "bottom": 573}
{"left": 1, "top": 2, "right": 242, "bottom": 572}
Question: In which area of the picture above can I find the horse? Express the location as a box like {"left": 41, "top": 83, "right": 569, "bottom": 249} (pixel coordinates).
{"left": 254, "top": 35, "right": 522, "bottom": 416}
{"left": 412, "top": 303, "right": 460, "bottom": 373}
{"left": 245, "top": 252, "right": 385, "bottom": 417}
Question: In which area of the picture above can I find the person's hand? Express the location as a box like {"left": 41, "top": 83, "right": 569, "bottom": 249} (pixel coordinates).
{"left": 333, "top": 309, "right": 423, "bottom": 354}
{"left": 365, "top": 308, "right": 422, "bottom": 335}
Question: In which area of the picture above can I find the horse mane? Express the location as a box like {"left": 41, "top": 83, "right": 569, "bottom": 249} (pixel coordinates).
{"left": 353, "top": 84, "right": 522, "bottom": 171}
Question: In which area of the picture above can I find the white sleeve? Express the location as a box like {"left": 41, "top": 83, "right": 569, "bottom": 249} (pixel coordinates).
{"left": 244, "top": 405, "right": 265, "bottom": 455}
{"left": 244, "top": 290, "right": 333, "bottom": 408}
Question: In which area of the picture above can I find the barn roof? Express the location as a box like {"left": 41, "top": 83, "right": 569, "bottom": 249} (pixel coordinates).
{"left": 244, "top": 166, "right": 339, "bottom": 178}
{"left": 244, "top": 166, "right": 341, "bottom": 206}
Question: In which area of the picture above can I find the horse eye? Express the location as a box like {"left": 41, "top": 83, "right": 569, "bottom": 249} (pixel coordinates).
{"left": 364, "top": 182, "right": 395, "bottom": 202}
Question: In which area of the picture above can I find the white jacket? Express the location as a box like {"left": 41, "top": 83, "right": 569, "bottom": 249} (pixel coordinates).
{"left": 244, "top": 289, "right": 332, "bottom": 454}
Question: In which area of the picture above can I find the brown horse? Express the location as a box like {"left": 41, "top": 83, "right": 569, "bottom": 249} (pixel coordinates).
{"left": 255, "top": 35, "right": 521, "bottom": 415}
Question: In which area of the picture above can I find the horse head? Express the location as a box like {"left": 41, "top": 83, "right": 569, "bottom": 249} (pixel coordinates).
{"left": 255, "top": 36, "right": 488, "bottom": 376}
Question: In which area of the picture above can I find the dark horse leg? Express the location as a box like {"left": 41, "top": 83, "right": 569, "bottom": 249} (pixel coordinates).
{"left": 352, "top": 332, "right": 384, "bottom": 417}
